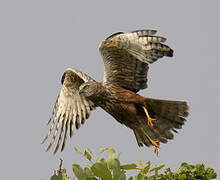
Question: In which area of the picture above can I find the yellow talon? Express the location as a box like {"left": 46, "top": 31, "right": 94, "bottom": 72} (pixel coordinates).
{"left": 143, "top": 107, "right": 157, "bottom": 126}
{"left": 146, "top": 135, "right": 160, "bottom": 156}
{"left": 153, "top": 140, "right": 160, "bottom": 156}
{"left": 148, "top": 117, "right": 157, "bottom": 127}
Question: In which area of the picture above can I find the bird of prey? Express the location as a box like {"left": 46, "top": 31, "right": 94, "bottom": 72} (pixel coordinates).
{"left": 42, "top": 29, "right": 189, "bottom": 155}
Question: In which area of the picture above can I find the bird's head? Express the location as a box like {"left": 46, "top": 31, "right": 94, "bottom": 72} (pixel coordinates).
{"left": 61, "top": 70, "right": 84, "bottom": 90}
{"left": 79, "top": 81, "right": 98, "bottom": 98}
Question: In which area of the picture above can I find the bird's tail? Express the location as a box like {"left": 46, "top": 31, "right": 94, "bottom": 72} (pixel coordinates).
{"left": 133, "top": 98, "right": 189, "bottom": 153}
{"left": 145, "top": 98, "right": 189, "bottom": 121}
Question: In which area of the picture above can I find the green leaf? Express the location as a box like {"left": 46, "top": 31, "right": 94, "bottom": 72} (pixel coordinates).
{"left": 94, "top": 148, "right": 109, "bottom": 162}
{"left": 108, "top": 158, "right": 120, "bottom": 169}
{"left": 83, "top": 150, "right": 92, "bottom": 162}
{"left": 61, "top": 170, "right": 69, "bottom": 180}
{"left": 128, "top": 176, "right": 133, "bottom": 180}
{"left": 84, "top": 167, "right": 94, "bottom": 178}
{"left": 117, "top": 152, "right": 122, "bottom": 160}
{"left": 72, "top": 164, "right": 86, "bottom": 180}
{"left": 69, "top": 148, "right": 217, "bottom": 180}
{"left": 142, "top": 161, "right": 151, "bottom": 175}
{"left": 108, "top": 148, "right": 115, "bottom": 161}
{"left": 150, "top": 164, "right": 165, "bottom": 173}
{"left": 91, "top": 161, "right": 112, "bottom": 180}
{"left": 86, "top": 177, "right": 98, "bottom": 180}
{"left": 121, "top": 163, "right": 139, "bottom": 170}
{"left": 50, "top": 174, "right": 62, "bottom": 180}
{"left": 119, "top": 170, "right": 126, "bottom": 180}
{"left": 135, "top": 173, "right": 144, "bottom": 180}
{"left": 137, "top": 157, "right": 143, "bottom": 167}
{"left": 95, "top": 147, "right": 115, "bottom": 162}
{"left": 63, "top": 175, "right": 69, "bottom": 180}
{"left": 206, "top": 168, "right": 217, "bottom": 179}
{"left": 98, "top": 147, "right": 110, "bottom": 155}
{"left": 143, "top": 161, "right": 150, "bottom": 168}
{"left": 108, "top": 159, "right": 121, "bottom": 179}
{"left": 108, "top": 159, "right": 126, "bottom": 180}
{"left": 74, "top": 147, "right": 83, "bottom": 155}
{"left": 179, "top": 174, "right": 187, "bottom": 180}
{"left": 86, "top": 147, "right": 93, "bottom": 155}
{"left": 100, "top": 158, "right": 106, "bottom": 163}
{"left": 74, "top": 147, "right": 93, "bottom": 163}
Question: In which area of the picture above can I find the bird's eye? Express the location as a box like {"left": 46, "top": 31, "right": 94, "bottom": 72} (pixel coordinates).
{"left": 85, "top": 85, "right": 89, "bottom": 89}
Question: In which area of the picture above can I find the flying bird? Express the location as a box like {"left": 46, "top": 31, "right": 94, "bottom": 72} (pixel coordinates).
{"left": 42, "top": 29, "right": 189, "bottom": 155}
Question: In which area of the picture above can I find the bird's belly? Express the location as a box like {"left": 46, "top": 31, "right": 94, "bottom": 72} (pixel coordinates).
{"left": 101, "top": 101, "right": 138, "bottom": 127}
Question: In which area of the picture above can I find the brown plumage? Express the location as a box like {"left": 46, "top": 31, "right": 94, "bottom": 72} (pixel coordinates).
{"left": 42, "top": 29, "right": 189, "bottom": 154}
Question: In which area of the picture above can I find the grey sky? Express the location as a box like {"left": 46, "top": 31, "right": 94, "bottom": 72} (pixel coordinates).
{"left": 0, "top": 0, "right": 219, "bottom": 179}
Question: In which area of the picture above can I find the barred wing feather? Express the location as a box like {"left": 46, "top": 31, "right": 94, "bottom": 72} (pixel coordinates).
{"left": 42, "top": 68, "right": 96, "bottom": 154}
{"left": 99, "top": 29, "right": 173, "bottom": 92}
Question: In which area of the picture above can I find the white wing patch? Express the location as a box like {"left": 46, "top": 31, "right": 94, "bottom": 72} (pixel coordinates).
{"left": 42, "top": 86, "right": 95, "bottom": 154}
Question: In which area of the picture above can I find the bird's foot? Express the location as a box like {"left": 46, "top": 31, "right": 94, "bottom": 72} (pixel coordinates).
{"left": 146, "top": 135, "right": 160, "bottom": 155}
{"left": 143, "top": 106, "right": 157, "bottom": 126}
{"left": 147, "top": 117, "right": 157, "bottom": 127}
{"left": 153, "top": 140, "right": 160, "bottom": 155}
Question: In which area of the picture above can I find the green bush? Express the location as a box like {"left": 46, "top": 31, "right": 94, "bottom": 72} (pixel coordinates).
{"left": 48, "top": 147, "right": 217, "bottom": 180}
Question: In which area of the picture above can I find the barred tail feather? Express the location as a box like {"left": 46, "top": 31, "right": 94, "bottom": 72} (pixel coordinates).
{"left": 146, "top": 98, "right": 189, "bottom": 120}
{"left": 133, "top": 98, "right": 189, "bottom": 148}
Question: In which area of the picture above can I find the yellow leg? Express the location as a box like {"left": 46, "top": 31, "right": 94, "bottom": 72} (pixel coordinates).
{"left": 146, "top": 134, "right": 160, "bottom": 156}
{"left": 143, "top": 106, "right": 157, "bottom": 126}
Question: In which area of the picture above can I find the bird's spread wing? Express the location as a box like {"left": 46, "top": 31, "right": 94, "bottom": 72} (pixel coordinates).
{"left": 99, "top": 29, "right": 173, "bottom": 92}
{"left": 42, "top": 68, "right": 96, "bottom": 154}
